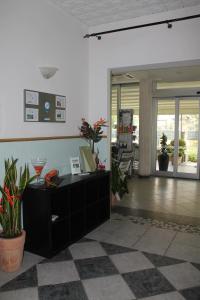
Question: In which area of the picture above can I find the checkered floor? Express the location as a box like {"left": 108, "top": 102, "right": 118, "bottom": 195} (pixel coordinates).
{"left": 1, "top": 237, "right": 200, "bottom": 300}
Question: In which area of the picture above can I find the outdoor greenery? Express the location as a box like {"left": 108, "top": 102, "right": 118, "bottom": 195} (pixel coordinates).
{"left": 157, "top": 112, "right": 199, "bottom": 165}
{"left": 159, "top": 135, "right": 198, "bottom": 163}
{"left": 167, "top": 138, "right": 186, "bottom": 158}
{"left": 159, "top": 133, "right": 168, "bottom": 155}
{"left": 188, "top": 152, "right": 197, "bottom": 162}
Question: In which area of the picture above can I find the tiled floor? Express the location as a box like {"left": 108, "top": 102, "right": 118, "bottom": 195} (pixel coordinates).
{"left": 119, "top": 176, "right": 200, "bottom": 219}
{"left": 1, "top": 177, "right": 200, "bottom": 299}
{"left": 1, "top": 217, "right": 200, "bottom": 300}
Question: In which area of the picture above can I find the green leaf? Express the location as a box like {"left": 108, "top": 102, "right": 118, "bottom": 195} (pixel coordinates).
{"left": 0, "top": 158, "right": 34, "bottom": 237}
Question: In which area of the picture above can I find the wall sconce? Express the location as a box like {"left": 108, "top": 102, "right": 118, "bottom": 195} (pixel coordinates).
{"left": 39, "top": 67, "right": 59, "bottom": 79}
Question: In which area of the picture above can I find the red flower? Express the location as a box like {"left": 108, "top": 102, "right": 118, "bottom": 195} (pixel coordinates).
{"left": 93, "top": 118, "right": 106, "bottom": 128}
{"left": 80, "top": 118, "right": 107, "bottom": 146}
{"left": 0, "top": 205, "right": 3, "bottom": 213}
{"left": 4, "top": 186, "right": 15, "bottom": 207}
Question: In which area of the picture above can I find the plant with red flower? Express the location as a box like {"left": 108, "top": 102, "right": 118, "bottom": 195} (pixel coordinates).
{"left": 0, "top": 158, "right": 35, "bottom": 238}
{"left": 80, "top": 118, "right": 107, "bottom": 153}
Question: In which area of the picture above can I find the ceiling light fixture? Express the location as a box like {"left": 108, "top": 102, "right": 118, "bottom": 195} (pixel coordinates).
{"left": 39, "top": 67, "right": 59, "bottom": 79}
{"left": 125, "top": 73, "right": 136, "bottom": 79}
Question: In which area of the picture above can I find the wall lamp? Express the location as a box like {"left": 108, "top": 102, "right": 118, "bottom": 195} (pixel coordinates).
{"left": 39, "top": 67, "right": 59, "bottom": 79}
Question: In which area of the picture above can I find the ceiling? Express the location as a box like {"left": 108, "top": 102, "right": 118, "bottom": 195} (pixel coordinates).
{"left": 49, "top": 0, "right": 200, "bottom": 26}
{"left": 112, "top": 65, "right": 200, "bottom": 84}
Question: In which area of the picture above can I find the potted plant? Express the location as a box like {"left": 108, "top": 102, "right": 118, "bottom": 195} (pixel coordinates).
{"left": 111, "top": 159, "right": 128, "bottom": 205}
{"left": 80, "top": 118, "right": 107, "bottom": 169}
{"left": 169, "top": 139, "right": 186, "bottom": 165}
{"left": 80, "top": 118, "right": 107, "bottom": 153}
{"left": 158, "top": 133, "right": 169, "bottom": 171}
{"left": 0, "top": 158, "right": 35, "bottom": 272}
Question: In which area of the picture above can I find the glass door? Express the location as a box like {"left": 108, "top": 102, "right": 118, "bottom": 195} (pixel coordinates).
{"left": 155, "top": 99, "right": 175, "bottom": 175}
{"left": 154, "top": 97, "right": 200, "bottom": 179}
{"left": 177, "top": 99, "right": 199, "bottom": 177}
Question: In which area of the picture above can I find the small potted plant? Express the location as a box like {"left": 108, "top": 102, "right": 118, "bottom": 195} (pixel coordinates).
{"left": 158, "top": 133, "right": 169, "bottom": 171}
{"left": 80, "top": 118, "right": 107, "bottom": 169}
{"left": 0, "top": 158, "right": 35, "bottom": 272}
{"left": 80, "top": 118, "right": 107, "bottom": 153}
{"left": 170, "top": 139, "right": 186, "bottom": 165}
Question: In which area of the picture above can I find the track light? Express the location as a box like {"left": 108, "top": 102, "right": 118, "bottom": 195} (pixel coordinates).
{"left": 167, "top": 22, "right": 173, "bottom": 29}
{"left": 84, "top": 12, "right": 200, "bottom": 39}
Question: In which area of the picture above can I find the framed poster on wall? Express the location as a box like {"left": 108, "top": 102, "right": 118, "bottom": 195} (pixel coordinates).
{"left": 24, "top": 90, "right": 66, "bottom": 123}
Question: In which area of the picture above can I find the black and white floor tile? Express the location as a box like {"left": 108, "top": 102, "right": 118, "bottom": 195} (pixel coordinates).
{"left": 112, "top": 207, "right": 200, "bottom": 234}
{"left": 1, "top": 217, "right": 200, "bottom": 300}
{"left": 1, "top": 239, "right": 200, "bottom": 299}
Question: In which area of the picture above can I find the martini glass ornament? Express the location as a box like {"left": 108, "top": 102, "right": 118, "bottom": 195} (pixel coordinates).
{"left": 31, "top": 158, "right": 47, "bottom": 184}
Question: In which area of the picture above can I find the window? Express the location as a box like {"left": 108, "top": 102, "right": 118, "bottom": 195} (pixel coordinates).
{"left": 156, "top": 81, "right": 200, "bottom": 90}
{"left": 111, "top": 86, "right": 118, "bottom": 143}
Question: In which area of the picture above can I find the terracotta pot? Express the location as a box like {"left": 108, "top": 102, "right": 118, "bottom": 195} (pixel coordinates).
{"left": 0, "top": 230, "right": 26, "bottom": 272}
{"left": 171, "top": 156, "right": 182, "bottom": 165}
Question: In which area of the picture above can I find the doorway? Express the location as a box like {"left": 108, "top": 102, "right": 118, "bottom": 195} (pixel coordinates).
{"left": 154, "top": 97, "right": 200, "bottom": 179}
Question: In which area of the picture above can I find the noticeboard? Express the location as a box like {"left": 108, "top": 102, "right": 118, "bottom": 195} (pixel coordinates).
{"left": 24, "top": 89, "right": 66, "bottom": 123}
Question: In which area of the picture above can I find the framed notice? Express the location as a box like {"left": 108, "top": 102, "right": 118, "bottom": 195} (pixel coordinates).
{"left": 25, "top": 108, "right": 39, "bottom": 122}
{"left": 56, "top": 96, "right": 66, "bottom": 108}
{"left": 56, "top": 109, "right": 65, "bottom": 122}
{"left": 25, "top": 91, "right": 39, "bottom": 105}
{"left": 70, "top": 157, "right": 81, "bottom": 175}
{"left": 24, "top": 89, "right": 66, "bottom": 123}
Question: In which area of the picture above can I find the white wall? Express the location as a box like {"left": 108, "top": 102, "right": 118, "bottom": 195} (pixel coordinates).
{"left": 0, "top": 0, "right": 89, "bottom": 138}
{"left": 89, "top": 6, "right": 200, "bottom": 121}
{"left": 88, "top": 6, "right": 200, "bottom": 172}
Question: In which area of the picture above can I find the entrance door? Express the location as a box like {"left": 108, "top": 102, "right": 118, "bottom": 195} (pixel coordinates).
{"left": 154, "top": 97, "right": 200, "bottom": 179}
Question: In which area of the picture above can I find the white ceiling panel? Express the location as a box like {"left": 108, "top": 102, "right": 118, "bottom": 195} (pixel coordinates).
{"left": 49, "top": 0, "right": 200, "bottom": 26}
